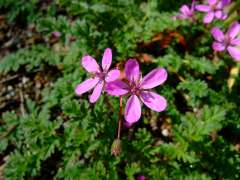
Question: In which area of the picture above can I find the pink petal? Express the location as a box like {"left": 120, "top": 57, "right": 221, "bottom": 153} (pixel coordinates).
{"left": 82, "top": 55, "right": 100, "bottom": 73}
{"left": 227, "top": 22, "right": 240, "bottom": 39}
{"left": 137, "top": 175, "right": 146, "bottom": 180}
{"left": 102, "top": 48, "right": 112, "bottom": 71}
{"left": 140, "top": 91, "right": 167, "bottom": 112}
{"left": 203, "top": 11, "right": 214, "bottom": 24}
{"left": 212, "top": 42, "right": 225, "bottom": 51}
{"left": 125, "top": 59, "right": 140, "bottom": 83}
{"left": 215, "top": 10, "right": 224, "bottom": 19}
{"left": 221, "top": 12, "right": 228, "bottom": 20}
{"left": 89, "top": 80, "right": 104, "bottom": 103}
{"left": 195, "top": 5, "right": 211, "bottom": 12}
{"left": 75, "top": 77, "right": 99, "bottom": 96}
{"left": 211, "top": 27, "right": 225, "bottom": 42}
{"left": 208, "top": 0, "right": 217, "bottom": 5}
{"left": 52, "top": 31, "right": 61, "bottom": 38}
{"left": 214, "top": 10, "right": 227, "bottom": 20}
{"left": 105, "top": 80, "right": 129, "bottom": 96}
{"left": 140, "top": 68, "right": 167, "bottom": 89}
{"left": 105, "top": 69, "right": 120, "bottom": 82}
{"left": 172, "top": 16, "right": 177, "bottom": 21}
{"left": 191, "top": 0, "right": 196, "bottom": 11}
{"left": 221, "top": 0, "right": 231, "bottom": 6}
{"left": 227, "top": 46, "right": 240, "bottom": 61}
{"left": 124, "top": 95, "right": 141, "bottom": 124}
{"left": 220, "top": 12, "right": 228, "bottom": 20}
{"left": 124, "top": 121, "right": 134, "bottom": 128}
{"left": 180, "top": 5, "right": 191, "bottom": 16}
{"left": 231, "top": 38, "right": 240, "bottom": 46}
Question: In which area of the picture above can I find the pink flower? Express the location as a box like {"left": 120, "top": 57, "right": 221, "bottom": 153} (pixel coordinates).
{"left": 75, "top": 48, "right": 120, "bottom": 103}
{"left": 211, "top": 22, "right": 240, "bottom": 61}
{"left": 195, "top": 0, "right": 231, "bottom": 24}
{"left": 52, "top": 31, "right": 61, "bottom": 38}
{"left": 106, "top": 59, "right": 167, "bottom": 124}
{"left": 137, "top": 175, "right": 146, "bottom": 180}
{"left": 174, "top": 0, "right": 196, "bottom": 20}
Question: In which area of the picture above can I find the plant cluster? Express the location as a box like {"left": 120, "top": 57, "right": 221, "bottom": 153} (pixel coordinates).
{"left": 175, "top": 0, "right": 240, "bottom": 61}
{"left": 0, "top": 0, "right": 240, "bottom": 179}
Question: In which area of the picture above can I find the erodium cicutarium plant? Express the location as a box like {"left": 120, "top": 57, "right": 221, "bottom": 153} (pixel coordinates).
{"left": 75, "top": 53, "right": 168, "bottom": 155}
{"left": 211, "top": 22, "right": 240, "bottom": 61}
{"left": 76, "top": 51, "right": 167, "bottom": 123}
{"left": 75, "top": 48, "right": 120, "bottom": 103}
{"left": 195, "top": 0, "right": 231, "bottom": 24}
{"left": 174, "top": 0, "right": 196, "bottom": 21}
{"left": 106, "top": 59, "right": 167, "bottom": 124}
{"left": 175, "top": 0, "right": 240, "bottom": 63}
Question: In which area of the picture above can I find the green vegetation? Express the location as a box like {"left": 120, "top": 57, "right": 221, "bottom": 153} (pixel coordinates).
{"left": 0, "top": 0, "right": 240, "bottom": 179}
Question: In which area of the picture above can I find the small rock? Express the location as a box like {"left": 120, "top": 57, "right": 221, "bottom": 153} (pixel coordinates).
{"left": 161, "top": 129, "right": 169, "bottom": 137}
{"left": 36, "top": 81, "right": 41, "bottom": 88}
{"left": 6, "top": 94, "right": 11, "bottom": 99}
{"left": 7, "top": 85, "right": 13, "bottom": 91}
{"left": 22, "top": 76, "right": 29, "bottom": 84}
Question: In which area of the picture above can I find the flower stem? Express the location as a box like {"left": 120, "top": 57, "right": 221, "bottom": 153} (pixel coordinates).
{"left": 117, "top": 96, "right": 123, "bottom": 139}
{"left": 111, "top": 97, "right": 123, "bottom": 156}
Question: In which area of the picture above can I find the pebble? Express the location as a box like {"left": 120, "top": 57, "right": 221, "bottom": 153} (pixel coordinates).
{"left": 10, "top": 91, "right": 15, "bottom": 97}
{"left": 161, "top": 129, "right": 169, "bottom": 137}
{"left": 18, "top": 83, "right": 23, "bottom": 88}
{"left": 7, "top": 85, "right": 13, "bottom": 91}
{"left": 6, "top": 94, "right": 11, "bottom": 99}
{"left": 36, "top": 81, "right": 41, "bottom": 88}
{"left": 24, "top": 94, "right": 29, "bottom": 98}
{"left": 22, "top": 76, "right": 29, "bottom": 84}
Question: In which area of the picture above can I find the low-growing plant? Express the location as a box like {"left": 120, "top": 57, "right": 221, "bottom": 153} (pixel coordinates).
{"left": 0, "top": 0, "right": 240, "bottom": 179}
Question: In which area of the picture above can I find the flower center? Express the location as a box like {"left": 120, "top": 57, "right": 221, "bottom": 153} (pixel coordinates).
{"left": 210, "top": 0, "right": 220, "bottom": 10}
{"left": 188, "top": 11, "right": 193, "bottom": 17}
{"left": 210, "top": 5, "right": 217, "bottom": 11}
{"left": 96, "top": 71, "right": 107, "bottom": 81}
{"left": 224, "top": 36, "right": 232, "bottom": 47}
{"left": 129, "top": 82, "right": 141, "bottom": 96}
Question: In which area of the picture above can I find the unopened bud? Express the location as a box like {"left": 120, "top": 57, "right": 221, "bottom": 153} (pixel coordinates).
{"left": 111, "top": 139, "right": 122, "bottom": 156}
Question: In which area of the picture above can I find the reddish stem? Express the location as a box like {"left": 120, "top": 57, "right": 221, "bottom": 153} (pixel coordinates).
{"left": 117, "top": 96, "right": 123, "bottom": 139}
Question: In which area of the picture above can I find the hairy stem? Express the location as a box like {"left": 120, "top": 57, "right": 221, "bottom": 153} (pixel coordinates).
{"left": 117, "top": 96, "right": 123, "bottom": 139}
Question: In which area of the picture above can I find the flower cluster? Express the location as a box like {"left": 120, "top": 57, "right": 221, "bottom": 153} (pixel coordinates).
{"left": 175, "top": 0, "right": 240, "bottom": 62}
{"left": 75, "top": 48, "right": 167, "bottom": 125}
{"left": 173, "top": 0, "right": 196, "bottom": 21}
{"left": 106, "top": 59, "right": 167, "bottom": 124}
{"left": 211, "top": 22, "right": 240, "bottom": 60}
{"left": 75, "top": 48, "right": 120, "bottom": 103}
{"left": 196, "top": 0, "right": 231, "bottom": 24}
{"left": 175, "top": 0, "right": 231, "bottom": 23}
